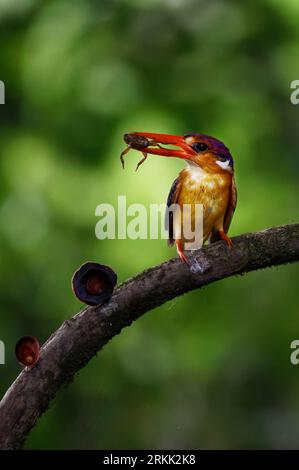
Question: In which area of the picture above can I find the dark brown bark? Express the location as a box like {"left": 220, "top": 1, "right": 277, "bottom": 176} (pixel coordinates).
{"left": 0, "top": 223, "right": 298, "bottom": 449}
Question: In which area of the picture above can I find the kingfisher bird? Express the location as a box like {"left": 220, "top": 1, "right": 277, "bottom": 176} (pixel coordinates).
{"left": 121, "top": 132, "right": 237, "bottom": 264}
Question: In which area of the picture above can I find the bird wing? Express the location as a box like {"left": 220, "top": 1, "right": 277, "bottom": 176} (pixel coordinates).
{"left": 210, "top": 175, "right": 237, "bottom": 242}
{"left": 223, "top": 175, "right": 237, "bottom": 233}
{"left": 165, "top": 176, "right": 182, "bottom": 246}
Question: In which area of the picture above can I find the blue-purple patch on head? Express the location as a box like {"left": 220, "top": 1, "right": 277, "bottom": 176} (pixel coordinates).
{"left": 184, "top": 133, "right": 234, "bottom": 169}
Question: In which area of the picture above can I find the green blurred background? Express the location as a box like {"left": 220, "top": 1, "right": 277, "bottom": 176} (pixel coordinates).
{"left": 0, "top": 0, "right": 299, "bottom": 449}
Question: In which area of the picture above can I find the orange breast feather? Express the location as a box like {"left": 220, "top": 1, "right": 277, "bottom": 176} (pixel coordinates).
{"left": 174, "top": 168, "right": 232, "bottom": 246}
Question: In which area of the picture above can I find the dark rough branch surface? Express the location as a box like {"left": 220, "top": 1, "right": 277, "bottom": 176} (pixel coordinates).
{"left": 0, "top": 224, "right": 299, "bottom": 449}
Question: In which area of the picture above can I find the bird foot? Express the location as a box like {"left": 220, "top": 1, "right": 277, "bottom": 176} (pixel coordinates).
{"left": 176, "top": 240, "right": 189, "bottom": 264}
{"left": 179, "top": 251, "right": 189, "bottom": 264}
{"left": 219, "top": 230, "right": 233, "bottom": 247}
{"left": 175, "top": 241, "right": 212, "bottom": 274}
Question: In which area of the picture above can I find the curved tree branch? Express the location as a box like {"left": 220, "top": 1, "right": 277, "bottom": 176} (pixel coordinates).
{"left": 0, "top": 223, "right": 299, "bottom": 449}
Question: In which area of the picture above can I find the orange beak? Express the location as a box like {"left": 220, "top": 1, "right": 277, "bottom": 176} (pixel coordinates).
{"left": 126, "top": 132, "right": 197, "bottom": 161}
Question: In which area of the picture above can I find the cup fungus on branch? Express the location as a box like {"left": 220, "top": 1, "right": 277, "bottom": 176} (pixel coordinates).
{"left": 72, "top": 262, "right": 117, "bottom": 306}
{"left": 15, "top": 336, "right": 40, "bottom": 367}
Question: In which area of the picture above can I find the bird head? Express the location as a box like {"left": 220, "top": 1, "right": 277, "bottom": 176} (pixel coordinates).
{"left": 126, "top": 132, "right": 234, "bottom": 174}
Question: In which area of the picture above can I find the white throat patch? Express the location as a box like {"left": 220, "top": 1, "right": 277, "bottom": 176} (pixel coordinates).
{"left": 186, "top": 161, "right": 207, "bottom": 179}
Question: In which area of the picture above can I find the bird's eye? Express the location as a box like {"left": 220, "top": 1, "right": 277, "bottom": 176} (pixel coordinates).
{"left": 192, "top": 142, "right": 208, "bottom": 153}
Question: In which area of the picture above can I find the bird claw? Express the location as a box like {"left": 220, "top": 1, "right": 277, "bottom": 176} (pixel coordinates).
{"left": 178, "top": 251, "right": 189, "bottom": 264}
{"left": 219, "top": 230, "right": 233, "bottom": 247}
